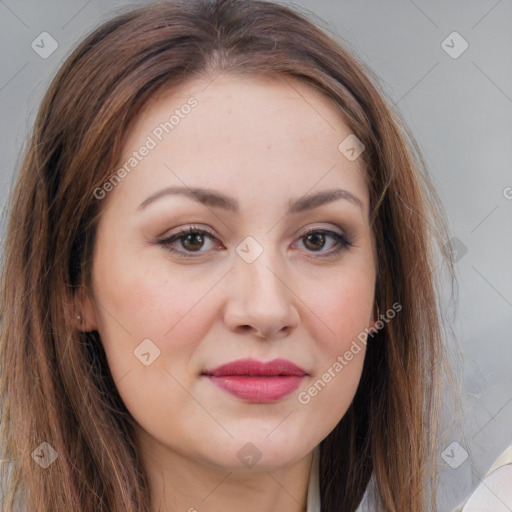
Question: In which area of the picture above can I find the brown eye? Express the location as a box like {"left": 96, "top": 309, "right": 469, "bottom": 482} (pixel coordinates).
{"left": 181, "top": 233, "right": 205, "bottom": 251}
{"left": 158, "top": 225, "right": 220, "bottom": 258}
{"left": 296, "top": 229, "right": 353, "bottom": 257}
{"left": 303, "top": 232, "right": 327, "bottom": 251}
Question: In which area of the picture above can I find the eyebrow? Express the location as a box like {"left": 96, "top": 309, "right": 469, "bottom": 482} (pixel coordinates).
{"left": 137, "top": 186, "right": 364, "bottom": 214}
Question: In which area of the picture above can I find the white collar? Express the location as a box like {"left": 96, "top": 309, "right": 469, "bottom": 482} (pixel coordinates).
{"left": 306, "top": 445, "right": 321, "bottom": 512}
{"left": 457, "top": 444, "right": 512, "bottom": 511}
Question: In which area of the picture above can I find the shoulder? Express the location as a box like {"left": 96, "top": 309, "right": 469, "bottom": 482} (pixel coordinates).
{"left": 457, "top": 445, "right": 512, "bottom": 512}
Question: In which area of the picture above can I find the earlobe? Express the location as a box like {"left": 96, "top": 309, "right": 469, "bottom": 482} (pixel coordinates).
{"left": 74, "top": 285, "right": 98, "bottom": 332}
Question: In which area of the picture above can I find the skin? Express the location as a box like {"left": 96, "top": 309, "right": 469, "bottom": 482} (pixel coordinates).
{"left": 77, "top": 74, "right": 378, "bottom": 512}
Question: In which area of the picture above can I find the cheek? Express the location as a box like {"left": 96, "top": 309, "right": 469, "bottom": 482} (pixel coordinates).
{"left": 297, "top": 347, "right": 365, "bottom": 445}
{"left": 296, "top": 265, "right": 373, "bottom": 414}
{"left": 305, "top": 264, "right": 374, "bottom": 351}
{"left": 90, "top": 256, "right": 222, "bottom": 437}
{"left": 90, "top": 239, "right": 225, "bottom": 391}
{"left": 93, "top": 244, "right": 220, "bottom": 340}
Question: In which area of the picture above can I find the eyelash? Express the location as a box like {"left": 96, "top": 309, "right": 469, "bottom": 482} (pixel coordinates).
{"left": 157, "top": 224, "right": 354, "bottom": 259}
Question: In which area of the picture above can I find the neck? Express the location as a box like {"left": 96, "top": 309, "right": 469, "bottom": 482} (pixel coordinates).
{"left": 136, "top": 430, "right": 315, "bottom": 512}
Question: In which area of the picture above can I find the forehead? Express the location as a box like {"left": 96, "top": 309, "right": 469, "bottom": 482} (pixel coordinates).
{"left": 126, "top": 73, "right": 358, "bottom": 151}
{"left": 109, "top": 74, "right": 369, "bottom": 215}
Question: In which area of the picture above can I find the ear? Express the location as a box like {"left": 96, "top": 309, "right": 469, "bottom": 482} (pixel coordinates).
{"left": 73, "top": 285, "right": 98, "bottom": 332}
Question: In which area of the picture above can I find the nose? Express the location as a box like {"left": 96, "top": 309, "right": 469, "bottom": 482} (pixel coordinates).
{"left": 223, "top": 245, "right": 300, "bottom": 339}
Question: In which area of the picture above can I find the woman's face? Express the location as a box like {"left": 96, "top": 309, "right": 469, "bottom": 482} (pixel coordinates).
{"left": 81, "top": 74, "right": 377, "bottom": 471}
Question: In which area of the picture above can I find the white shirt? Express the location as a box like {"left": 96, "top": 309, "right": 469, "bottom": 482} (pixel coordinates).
{"left": 306, "top": 445, "right": 321, "bottom": 512}
{"left": 457, "top": 445, "right": 512, "bottom": 512}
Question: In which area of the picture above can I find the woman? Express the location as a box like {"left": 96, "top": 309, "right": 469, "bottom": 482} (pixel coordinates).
{"left": 0, "top": 0, "right": 456, "bottom": 510}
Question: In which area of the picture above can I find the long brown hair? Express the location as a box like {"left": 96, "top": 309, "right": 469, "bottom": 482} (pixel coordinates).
{"left": 0, "top": 1, "right": 456, "bottom": 510}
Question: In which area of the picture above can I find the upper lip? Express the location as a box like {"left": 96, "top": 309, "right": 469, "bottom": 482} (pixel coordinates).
{"left": 202, "top": 358, "right": 307, "bottom": 377}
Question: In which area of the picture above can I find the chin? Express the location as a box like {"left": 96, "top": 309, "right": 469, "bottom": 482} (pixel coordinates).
{"left": 198, "top": 435, "right": 312, "bottom": 473}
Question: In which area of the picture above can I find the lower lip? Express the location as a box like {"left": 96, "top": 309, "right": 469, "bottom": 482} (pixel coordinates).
{"left": 205, "top": 375, "right": 305, "bottom": 403}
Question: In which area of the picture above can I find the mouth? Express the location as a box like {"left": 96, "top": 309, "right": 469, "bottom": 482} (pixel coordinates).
{"left": 201, "top": 358, "right": 307, "bottom": 403}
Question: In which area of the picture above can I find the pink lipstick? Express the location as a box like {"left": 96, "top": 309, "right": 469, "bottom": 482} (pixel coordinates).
{"left": 202, "top": 358, "right": 307, "bottom": 403}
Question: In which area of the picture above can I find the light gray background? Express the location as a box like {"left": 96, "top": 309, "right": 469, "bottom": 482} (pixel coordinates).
{"left": 1, "top": 1, "right": 511, "bottom": 511}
